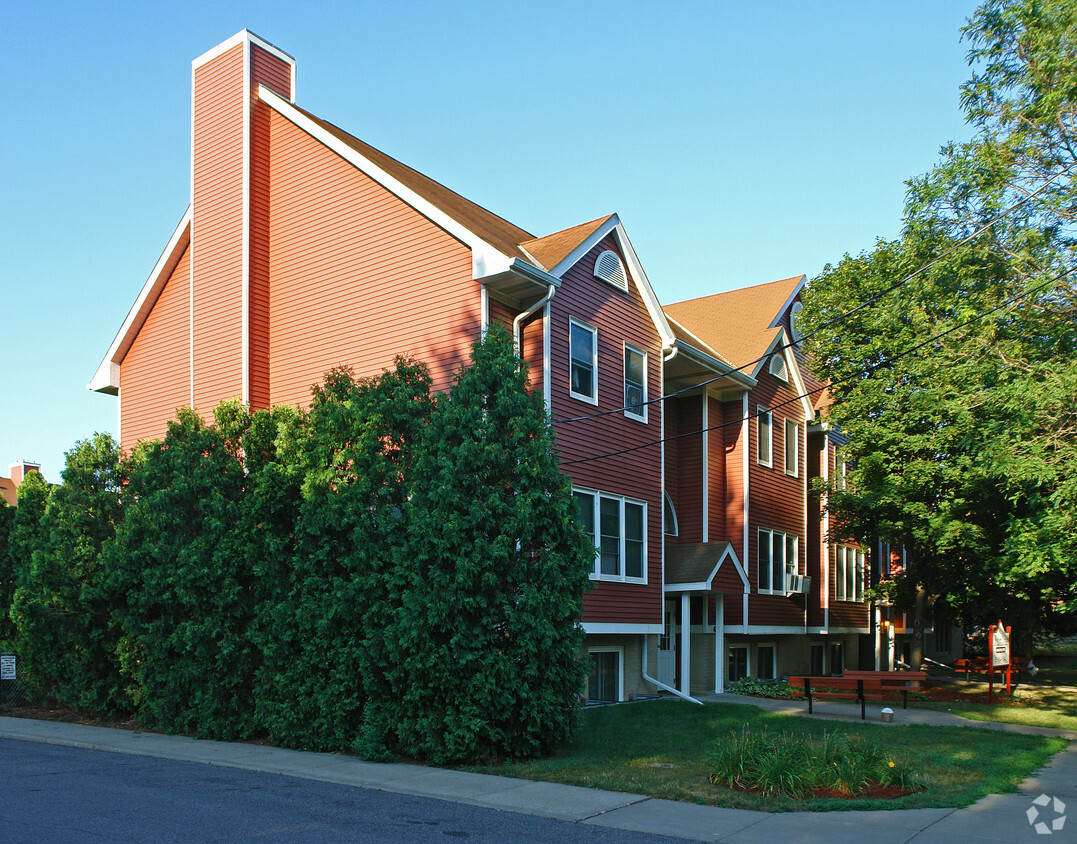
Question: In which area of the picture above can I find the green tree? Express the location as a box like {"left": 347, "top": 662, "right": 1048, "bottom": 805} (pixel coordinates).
{"left": 10, "top": 435, "right": 129, "bottom": 714}
{"left": 102, "top": 405, "right": 254, "bottom": 736}
{"left": 384, "top": 326, "right": 592, "bottom": 764}
{"left": 7, "top": 471, "right": 51, "bottom": 653}
{"left": 800, "top": 0, "right": 1077, "bottom": 648}
{"left": 0, "top": 500, "right": 15, "bottom": 645}
{"left": 253, "top": 360, "right": 433, "bottom": 752}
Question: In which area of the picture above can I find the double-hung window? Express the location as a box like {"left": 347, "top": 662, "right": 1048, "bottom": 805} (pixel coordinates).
{"left": 757, "top": 407, "right": 772, "bottom": 466}
{"left": 784, "top": 419, "right": 798, "bottom": 476}
{"left": 623, "top": 344, "right": 647, "bottom": 421}
{"left": 574, "top": 489, "right": 646, "bottom": 581}
{"left": 569, "top": 319, "right": 598, "bottom": 403}
{"left": 758, "top": 528, "right": 797, "bottom": 594}
{"left": 835, "top": 546, "right": 865, "bottom": 601}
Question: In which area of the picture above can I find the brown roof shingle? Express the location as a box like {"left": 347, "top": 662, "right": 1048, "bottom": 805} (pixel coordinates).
{"left": 519, "top": 215, "right": 614, "bottom": 272}
{"left": 664, "top": 275, "right": 804, "bottom": 372}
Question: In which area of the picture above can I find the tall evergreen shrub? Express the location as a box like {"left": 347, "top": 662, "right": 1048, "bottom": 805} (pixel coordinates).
{"left": 253, "top": 360, "right": 432, "bottom": 751}
{"left": 385, "top": 326, "right": 592, "bottom": 764}
{"left": 102, "top": 405, "right": 255, "bottom": 737}
{"left": 11, "top": 435, "right": 129, "bottom": 714}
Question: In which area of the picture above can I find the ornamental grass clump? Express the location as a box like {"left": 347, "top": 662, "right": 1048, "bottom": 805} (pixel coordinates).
{"left": 707, "top": 725, "right": 918, "bottom": 798}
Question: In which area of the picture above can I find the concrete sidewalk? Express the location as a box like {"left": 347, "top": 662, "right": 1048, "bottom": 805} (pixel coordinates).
{"left": 1, "top": 707, "right": 1073, "bottom": 843}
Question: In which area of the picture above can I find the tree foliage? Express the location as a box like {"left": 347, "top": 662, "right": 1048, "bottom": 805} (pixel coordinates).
{"left": 253, "top": 360, "right": 433, "bottom": 752}
{"left": 384, "top": 326, "right": 592, "bottom": 764}
{"left": 801, "top": 0, "right": 1077, "bottom": 646}
{"left": 102, "top": 405, "right": 255, "bottom": 737}
{"left": 10, "top": 436, "right": 129, "bottom": 714}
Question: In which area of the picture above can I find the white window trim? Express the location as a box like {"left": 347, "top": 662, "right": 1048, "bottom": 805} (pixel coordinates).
{"left": 790, "top": 301, "right": 804, "bottom": 343}
{"left": 757, "top": 406, "right": 773, "bottom": 467}
{"left": 757, "top": 528, "right": 798, "bottom": 595}
{"left": 835, "top": 545, "right": 865, "bottom": 602}
{"left": 587, "top": 646, "right": 625, "bottom": 702}
{"left": 568, "top": 317, "right": 599, "bottom": 405}
{"left": 574, "top": 487, "right": 648, "bottom": 584}
{"left": 784, "top": 418, "right": 799, "bottom": 477}
{"left": 623, "top": 342, "right": 647, "bottom": 422}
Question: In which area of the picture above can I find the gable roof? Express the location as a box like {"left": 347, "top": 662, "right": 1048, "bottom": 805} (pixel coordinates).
{"left": 663, "top": 275, "right": 805, "bottom": 374}
{"left": 520, "top": 215, "right": 614, "bottom": 272}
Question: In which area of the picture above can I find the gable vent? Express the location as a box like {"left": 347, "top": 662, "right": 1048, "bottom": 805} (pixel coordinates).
{"left": 594, "top": 250, "right": 628, "bottom": 290}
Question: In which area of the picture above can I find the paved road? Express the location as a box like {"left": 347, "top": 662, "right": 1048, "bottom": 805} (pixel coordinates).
{"left": 0, "top": 739, "right": 680, "bottom": 843}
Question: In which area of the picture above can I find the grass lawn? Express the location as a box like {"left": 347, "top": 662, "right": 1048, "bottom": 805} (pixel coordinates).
{"left": 467, "top": 700, "right": 1067, "bottom": 813}
{"left": 916, "top": 681, "right": 1077, "bottom": 731}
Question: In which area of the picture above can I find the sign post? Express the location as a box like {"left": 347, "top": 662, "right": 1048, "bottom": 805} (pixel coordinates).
{"left": 990, "top": 621, "right": 1011, "bottom": 702}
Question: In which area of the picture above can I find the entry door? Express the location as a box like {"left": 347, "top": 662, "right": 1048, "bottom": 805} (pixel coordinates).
{"left": 656, "top": 600, "right": 677, "bottom": 686}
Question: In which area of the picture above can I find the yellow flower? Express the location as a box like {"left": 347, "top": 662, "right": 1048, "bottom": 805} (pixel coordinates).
{"left": 888, "top": 761, "right": 895, "bottom": 768}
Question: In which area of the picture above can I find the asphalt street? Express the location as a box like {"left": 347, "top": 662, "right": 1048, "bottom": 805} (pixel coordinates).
{"left": 0, "top": 739, "right": 680, "bottom": 843}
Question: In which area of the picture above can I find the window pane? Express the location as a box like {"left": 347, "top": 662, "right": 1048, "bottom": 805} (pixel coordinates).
{"left": 772, "top": 533, "right": 784, "bottom": 594}
{"left": 599, "top": 497, "right": 620, "bottom": 575}
{"left": 757, "top": 645, "right": 775, "bottom": 680}
{"left": 624, "top": 502, "right": 644, "bottom": 578}
{"left": 758, "top": 530, "right": 771, "bottom": 591}
{"left": 785, "top": 419, "right": 797, "bottom": 475}
{"left": 785, "top": 535, "right": 797, "bottom": 575}
{"left": 588, "top": 652, "right": 618, "bottom": 702}
{"left": 624, "top": 347, "right": 645, "bottom": 417}
{"left": 570, "top": 323, "right": 594, "bottom": 398}
{"left": 757, "top": 409, "right": 772, "bottom": 464}
{"left": 845, "top": 548, "right": 855, "bottom": 600}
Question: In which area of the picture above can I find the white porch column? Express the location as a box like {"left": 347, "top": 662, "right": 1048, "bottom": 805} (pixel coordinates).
{"left": 679, "top": 593, "right": 691, "bottom": 695}
{"left": 714, "top": 594, "right": 725, "bottom": 693}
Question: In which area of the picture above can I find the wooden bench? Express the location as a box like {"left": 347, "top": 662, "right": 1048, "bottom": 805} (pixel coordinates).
{"left": 788, "top": 671, "right": 924, "bottom": 720}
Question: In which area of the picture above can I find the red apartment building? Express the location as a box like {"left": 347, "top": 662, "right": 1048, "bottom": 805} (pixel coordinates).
{"left": 91, "top": 32, "right": 954, "bottom": 702}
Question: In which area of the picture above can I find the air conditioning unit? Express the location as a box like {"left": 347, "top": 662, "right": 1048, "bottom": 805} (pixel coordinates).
{"left": 786, "top": 574, "right": 811, "bottom": 595}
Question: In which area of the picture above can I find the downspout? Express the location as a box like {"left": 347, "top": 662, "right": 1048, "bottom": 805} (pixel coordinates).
{"left": 513, "top": 285, "right": 555, "bottom": 353}
{"left": 640, "top": 635, "right": 703, "bottom": 705}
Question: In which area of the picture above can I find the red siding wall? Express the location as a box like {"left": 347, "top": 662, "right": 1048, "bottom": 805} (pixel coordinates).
{"left": 265, "top": 111, "right": 476, "bottom": 406}
{"left": 249, "top": 44, "right": 293, "bottom": 411}
{"left": 549, "top": 236, "right": 663, "bottom": 625}
{"left": 723, "top": 399, "right": 746, "bottom": 562}
{"left": 746, "top": 363, "right": 809, "bottom": 627}
{"left": 120, "top": 244, "right": 191, "bottom": 452}
{"left": 191, "top": 43, "right": 245, "bottom": 414}
{"left": 669, "top": 397, "right": 703, "bottom": 543}
{"left": 706, "top": 394, "right": 726, "bottom": 541}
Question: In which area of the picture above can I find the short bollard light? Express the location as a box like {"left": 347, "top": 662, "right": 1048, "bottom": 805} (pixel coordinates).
{"left": 880, "top": 707, "right": 894, "bottom": 723}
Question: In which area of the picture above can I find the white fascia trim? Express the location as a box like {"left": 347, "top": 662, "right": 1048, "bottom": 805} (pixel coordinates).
{"left": 735, "top": 625, "right": 813, "bottom": 635}
{"left": 241, "top": 39, "right": 251, "bottom": 405}
{"left": 767, "top": 274, "right": 807, "bottom": 329}
{"left": 194, "top": 30, "right": 296, "bottom": 83}
{"left": 546, "top": 214, "right": 676, "bottom": 351}
{"left": 582, "top": 622, "right": 663, "bottom": 634}
{"left": 259, "top": 86, "right": 514, "bottom": 280}
{"left": 757, "top": 329, "right": 816, "bottom": 422}
{"left": 807, "top": 627, "right": 871, "bottom": 635}
{"left": 89, "top": 208, "right": 193, "bottom": 392}
{"left": 671, "top": 340, "right": 756, "bottom": 389}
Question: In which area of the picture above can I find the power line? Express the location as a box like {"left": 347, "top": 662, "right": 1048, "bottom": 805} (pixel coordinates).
{"left": 559, "top": 270, "right": 1070, "bottom": 467}
{"left": 553, "top": 163, "right": 1074, "bottom": 426}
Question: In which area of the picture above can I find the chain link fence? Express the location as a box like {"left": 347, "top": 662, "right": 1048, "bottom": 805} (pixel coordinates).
{"left": 0, "top": 653, "right": 31, "bottom": 710}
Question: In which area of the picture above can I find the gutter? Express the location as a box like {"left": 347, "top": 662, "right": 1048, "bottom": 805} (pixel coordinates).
{"left": 513, "top": 284, "right": 555, "bottom": 352}
{"left": 640, "top": 635, "right": 703, "bottom": 706}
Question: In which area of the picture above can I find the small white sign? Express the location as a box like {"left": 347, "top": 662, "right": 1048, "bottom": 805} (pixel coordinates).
{"left": 992, "top": 623, "right": 1010, "bottom": 668}
{"left": 0, "top": 653, "right": 15, "bottom": 680}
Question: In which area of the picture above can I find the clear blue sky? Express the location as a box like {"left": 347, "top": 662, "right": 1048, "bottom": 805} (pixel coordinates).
{"left": 2, "top": 0, "right": 979, "bottom": 482}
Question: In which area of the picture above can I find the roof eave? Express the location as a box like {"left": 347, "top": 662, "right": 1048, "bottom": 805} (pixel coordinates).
{"left": 89, "top": 207, "right": 192, "bottom": 394}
